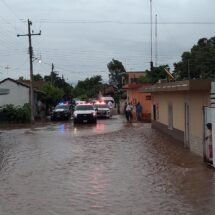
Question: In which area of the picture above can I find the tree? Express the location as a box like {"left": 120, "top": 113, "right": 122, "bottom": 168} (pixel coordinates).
{"left": 44, "top": 71, "right": 60, "bottom": 84}
{"left": 42, "top": 83, "right": 64, "bottom": 106}
{"left": 107, "top": 59, "right": 127, "bottom": 113}
{"left": 138, "top": 65, "right": 170, "bottom": 84}
{"left": 44, "top": 71, "right": 73, "bottom": 99}
{"left": 107, "top": 59, "right": 127, "bottom": 89}
{"left": 173, "top": 37, "right": 215, "bottom": 80}
{"left": 73, "top": 75, "right": 104, "bottom": 99}
{"left": 33, "top": 73, "right": 43, "bottom": 81}
{"left": 18, "top": 76, "right": 25, "bottom": 81}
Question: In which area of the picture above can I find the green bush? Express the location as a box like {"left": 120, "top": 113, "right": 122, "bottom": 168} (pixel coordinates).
{"left": 0, "top": 103, "right": 31, "bottom": 123}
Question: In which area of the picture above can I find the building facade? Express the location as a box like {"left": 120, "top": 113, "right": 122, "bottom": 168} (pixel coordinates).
{"left": 122, "top": 71, "right": 152, "bottom": 121}
{"left": 141, "top": 80, "right": 211, "bottom": 157}
{"left": 0, "top": 78, "right": 44, "bottom": 116}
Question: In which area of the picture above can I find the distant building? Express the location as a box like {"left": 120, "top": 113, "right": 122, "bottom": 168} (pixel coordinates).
{"left": 211, "top": 82, "right": 215, "bottom": 107}
{"left": 122, "top": 71, "right": 151, "bottom": 121}
{"left": 0, "top": 78, "right": 45, "bottom": 115}
{"left": 101, "top": 85, "right": 116, "bottom": 97}
{"left": 122, "top": 71, "right": 146, "bottom": 85}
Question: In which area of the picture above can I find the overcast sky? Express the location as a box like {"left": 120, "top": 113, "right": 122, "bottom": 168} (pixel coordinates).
{"left": 0, "top": 0, "right": 215, "bottom": 85}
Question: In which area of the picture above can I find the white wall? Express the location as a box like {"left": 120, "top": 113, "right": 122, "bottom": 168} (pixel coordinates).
{"left": 211, "top": 82, "right": 215, "bottom": 107}
{"left": 152, "top": 91, "right": 210, "bottom": 157}
{"left": 0, "top": 80, "right": 29, "bottom": 107}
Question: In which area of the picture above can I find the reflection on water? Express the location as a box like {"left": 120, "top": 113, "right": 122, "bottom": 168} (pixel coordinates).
{"left": 95, "top": 122, "right": 106, "bottom": 132}
{"left": 50, "top": 116, "right": 124, "bottom": 137}
{"left": 0, "top": 119, "right": 215, "bottom": 215}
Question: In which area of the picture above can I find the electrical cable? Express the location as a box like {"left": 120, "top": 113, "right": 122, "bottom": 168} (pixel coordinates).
{"left": 35, "top": 19, "right": 215, "bottom": 25}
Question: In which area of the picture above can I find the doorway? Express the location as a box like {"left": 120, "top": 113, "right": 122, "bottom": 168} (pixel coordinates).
{"left": 184, "top": 102, "right": 190, "bottom": 149}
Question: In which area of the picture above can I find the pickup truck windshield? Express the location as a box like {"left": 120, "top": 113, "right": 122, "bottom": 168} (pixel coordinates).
{"left": 75, "top": 105, "right": 94, "bottom": 111}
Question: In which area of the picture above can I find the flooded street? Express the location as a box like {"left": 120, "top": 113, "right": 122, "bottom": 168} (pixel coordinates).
{"left": 0, "top": 116, "right": 215, "bottom": 215}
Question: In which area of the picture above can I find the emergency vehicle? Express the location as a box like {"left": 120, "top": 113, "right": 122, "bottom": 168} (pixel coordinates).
{"left": 73, "top": 103, "right": 97, "bottom": 124}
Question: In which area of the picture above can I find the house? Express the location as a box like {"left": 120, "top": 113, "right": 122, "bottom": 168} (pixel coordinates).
{"left": 19, "top": 80, "right": 45, "bottom": 92}
{"left": 122, "top": 71, "right": 146, "bottom": 85}
{"left": 140, "top": 79, "right": 211, "bottom": 157}
{"left": 122, "top": 71, "right": 152, "bottom": 121}
{"left": 0, "top": 78, "right": 45, "bottom": 115}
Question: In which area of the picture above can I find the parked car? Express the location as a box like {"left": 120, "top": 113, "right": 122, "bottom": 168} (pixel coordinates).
{"left": 73, "top": 104, "right": 97, "bottom": 124}
{"left": 51, "top": 103, "right": 73, "bottom": 120}
{"left": 94, "top": 102, "right": 111, "bottom": 118}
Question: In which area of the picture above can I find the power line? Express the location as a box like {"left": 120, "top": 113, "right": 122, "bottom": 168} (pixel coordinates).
{"left": 33, "top": 19, "right": 215, "bottom": 25}
{"left": 0, "top": 0, "right": 26, "bottom": 29}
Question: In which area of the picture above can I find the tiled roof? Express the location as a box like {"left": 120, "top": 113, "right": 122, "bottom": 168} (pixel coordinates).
{"left": 0, "top": 78, "right": 45, "bottom": 94}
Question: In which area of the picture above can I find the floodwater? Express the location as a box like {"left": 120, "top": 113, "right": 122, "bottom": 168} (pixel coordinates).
{"left": 0, "top": 116, "right": 215, "bottom": 215}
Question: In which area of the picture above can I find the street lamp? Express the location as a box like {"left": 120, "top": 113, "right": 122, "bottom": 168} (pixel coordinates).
{"left": 33, "top": 56, "right": 42, "bottom": 64}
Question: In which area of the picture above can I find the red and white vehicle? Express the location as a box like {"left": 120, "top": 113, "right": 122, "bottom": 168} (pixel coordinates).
{"left": 94, "top": 101, "right": 111, "bottom": 118}
{"left": 73, "top": 103, "right": 97, "bottom": 124}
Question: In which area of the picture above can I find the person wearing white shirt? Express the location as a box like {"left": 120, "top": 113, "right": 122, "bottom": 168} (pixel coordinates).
{"left": 125, "top": 102, "right": 132, "bottom": 122}
{"left": 108, "top": 101, "right": 113, "bottom": 116}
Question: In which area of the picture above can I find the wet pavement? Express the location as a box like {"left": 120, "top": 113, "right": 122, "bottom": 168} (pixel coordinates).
{"left": 0, "top": 115, "right": 215, "bottom": 215}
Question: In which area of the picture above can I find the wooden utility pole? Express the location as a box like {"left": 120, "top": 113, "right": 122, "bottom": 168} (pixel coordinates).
{"left": 17, "top": 19, "right": 41, "bottom": 123}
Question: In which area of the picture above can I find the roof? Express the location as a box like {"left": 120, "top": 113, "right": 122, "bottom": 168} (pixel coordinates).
{"left": 123, "top": 83, "right": 152, "bottom": 90}
{"left": 139, "top": 80, "right": 211, "bottom": 93}
{"left": 20, "top": 80, "right": 45, "bottom": 91}
{"left": 126, "top": 71, "right": 145, "bottom": 74}
{"left": 0, "top": 78, "right": 45, "bottom": 94}
{"left": 123, "top": 83, "right": 143, "bottom": 90}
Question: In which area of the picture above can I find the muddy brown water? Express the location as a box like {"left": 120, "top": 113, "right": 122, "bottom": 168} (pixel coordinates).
{"left": 0, "top": 116, "right": 215, "bottom": 215}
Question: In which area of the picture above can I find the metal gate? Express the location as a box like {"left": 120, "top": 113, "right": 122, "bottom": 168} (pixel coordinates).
{"left": 203, "top": 106, "right": 215, "bottom": 167}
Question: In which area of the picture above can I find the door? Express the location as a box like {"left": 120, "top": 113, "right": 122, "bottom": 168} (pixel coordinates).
{"left": 168, "top": 103, "right": 173, "bottom": 130}
{"left": 153, "top": 104, "right": 156, "bottom": 120}
{"left": 203, "top": 107, "right": 215, "bottom": 166}
{"left": 184, "top": 102, "right": 190, "bottom": 149}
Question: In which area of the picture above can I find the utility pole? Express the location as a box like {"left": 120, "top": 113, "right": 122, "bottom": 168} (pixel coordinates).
{"left": 150, "top": 0, "right": 153, "bottom": 72}
{"left": 188, "top": 59, "right": 190, "bottom": 80}
{"left": 5, "top": 65, "right": 10, "bottom": 77}
{"left": 51, "top": 63, "right": 54, "bottom": 85}
{"left": 155, "top": 14, "right": 158, "bottom": 67}
{"left": 17, "top": 19, "right": 41, "bottom": 123}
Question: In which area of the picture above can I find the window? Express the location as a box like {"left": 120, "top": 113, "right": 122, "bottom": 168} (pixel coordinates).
{"left": 153, "top": 103, "right": 159, "bottom": 121}
{"left": 146, "top": 95, "right": 151, "bottom": 100}
{"left": 130, "top": 78, "right": 138, "bottom": 83}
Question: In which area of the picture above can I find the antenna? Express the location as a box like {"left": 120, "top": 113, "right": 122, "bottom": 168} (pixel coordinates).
{"left": 150, "top": 0, "right": 153, "bottom": 71}
{"left": 155, "top": 14, "right": 158, "bottom": 67}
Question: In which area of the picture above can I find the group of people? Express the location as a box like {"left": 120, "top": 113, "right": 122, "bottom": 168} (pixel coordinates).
{"left": 124, "top": 101, "right": 143, "bottom": 122}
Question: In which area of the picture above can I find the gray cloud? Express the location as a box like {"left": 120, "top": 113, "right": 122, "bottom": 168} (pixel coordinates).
{"left": 0, "top": 0, "right": 215, "bottom": 85}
